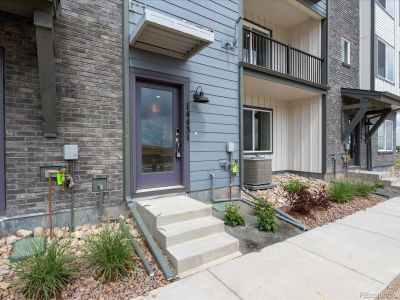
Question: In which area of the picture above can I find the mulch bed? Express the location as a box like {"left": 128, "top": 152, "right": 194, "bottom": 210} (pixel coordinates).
{"left": 284, "top": 194, "right": 386, "bottom": 229}
{"left": 0, "top": 217, "right": 176, "bottom": 300}
{"left": 377, "top": 274, "right": 400, "bottom": 299}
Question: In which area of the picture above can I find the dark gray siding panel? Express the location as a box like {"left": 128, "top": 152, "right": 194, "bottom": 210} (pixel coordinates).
{"left": 297, "top": 0, "right": 326, "bottom": 17}
{"left": 129, "top": 0, "right": 240, "bottom": 192}
{"left": 0, "top": 47, "right": 4, "bottom": 214}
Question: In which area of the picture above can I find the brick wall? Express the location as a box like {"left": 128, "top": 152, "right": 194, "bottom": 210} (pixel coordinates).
{"left": 0, "top": 0, "right": 123, "bottom": 216}
{"left": 325, "top": 0, "right": 360, "bottom": 175}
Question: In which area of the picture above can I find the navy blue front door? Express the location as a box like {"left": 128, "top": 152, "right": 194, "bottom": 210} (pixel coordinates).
{"left": 0, "top": 48, "right": 5, "bottom": 214}
{"left": 135, "top": 81, "right": 182, "bottom": 189}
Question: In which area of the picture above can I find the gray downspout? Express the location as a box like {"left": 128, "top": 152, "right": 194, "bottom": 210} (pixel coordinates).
{"left": 238, "top": 0, "right": 244, "bottom": 189}
{"left": 123, "top": 0, "right": 131, "bottom": 201}
{"left": 367, "top": 0, "right": 375, "bottom": 171}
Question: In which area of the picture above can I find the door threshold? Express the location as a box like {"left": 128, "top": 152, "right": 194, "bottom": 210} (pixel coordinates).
{"left": 136, "top": 185, "right": 185, "bottom": 194}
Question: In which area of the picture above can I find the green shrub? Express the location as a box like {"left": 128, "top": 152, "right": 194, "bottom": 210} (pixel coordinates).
{"left": 254, "top": 198, "right": 269, "bottom": 216}
{"left": 328, "top": 179, "right": 379, "bottom": 203}
{"left": 282, "top": 179, "right": 331, "bottom": 214}
{"left": 84, "top": 226, "right": 135, "bottom": 282}
{"left": 256, "top": 205, "right": 277, "bottom": 232}
{"left": 281, "top": 179, "right": 310, "bottom": 193}
{"left": 12, "top": 238, "right": 73, "bottom": 300}
{"left": 224, "top": 203, "right": 245, "bottom": 227}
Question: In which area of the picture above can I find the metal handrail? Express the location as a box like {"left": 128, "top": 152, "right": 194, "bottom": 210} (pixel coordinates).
{"left": 243, "top": 28, "right": 323, "bottom": 84}
{"left": 244, "top": 28, "right": 323, "bottom": 62}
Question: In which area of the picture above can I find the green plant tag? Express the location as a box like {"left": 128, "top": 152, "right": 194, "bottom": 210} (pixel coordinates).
{"left": 232, "top": 162, "right": 238, "bottom": 175}
{"left": 56, "top": 172, "right": 63, "bottom": 185}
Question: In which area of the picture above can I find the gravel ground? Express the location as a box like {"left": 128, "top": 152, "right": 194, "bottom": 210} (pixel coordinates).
{"left": 241, "top": 172, "right": 386, "bottom": 229}
{"left": 242, "top": 172, "right": 327, "bottom": 208}
{"left": 284, "top": 194, "right": 385, "bottom": 229}
{"left": 376, "top": 274, "right": 400, "bottom": 299}
{"left": 0, "top": 217, "right": 176, "bottom": 299}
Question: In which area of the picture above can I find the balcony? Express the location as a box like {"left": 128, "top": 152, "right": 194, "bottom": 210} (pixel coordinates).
{"left": 243, "top": 28, "right": 323, "bottom": 85}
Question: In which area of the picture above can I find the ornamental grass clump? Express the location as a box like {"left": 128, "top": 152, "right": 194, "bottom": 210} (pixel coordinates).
{"left": 328, "top": 179, "right": 380, "bottom": 203}
{"left": 84, "top": 225, "right": 135, "bottom": 282}
{"left": 224, "top": 202, "right": 245, "bottom": 227}
{"left": 12, "top": 238, "right": 73, "bottom": 300}
{"left": 255, "top": 199, "right": 277, "bottom": 232}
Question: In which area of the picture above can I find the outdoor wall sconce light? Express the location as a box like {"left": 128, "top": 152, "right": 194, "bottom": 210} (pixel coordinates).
{"left": 193, "top": 86, "right": 209, "bottom": 103}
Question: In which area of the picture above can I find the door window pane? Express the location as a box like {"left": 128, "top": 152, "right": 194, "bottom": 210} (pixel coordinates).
{"left": 140, "top": 87, "right": 173, "bottom": 173}
{"left": 244, "top": 110, "right": 253, "bottom": 151}
{"left": 378, "top": 40, "right": 386, "bottom": 78}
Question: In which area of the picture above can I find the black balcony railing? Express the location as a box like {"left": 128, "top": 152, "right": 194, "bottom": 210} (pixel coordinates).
{"left": 243, "top": 28, "right": 323, "bottom": 85}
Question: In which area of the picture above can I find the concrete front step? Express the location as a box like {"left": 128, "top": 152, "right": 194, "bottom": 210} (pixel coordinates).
{"left": 158, "top": 216, "right": 224, "bottom": 248}
{"left": 135, "top": 194, "right": 240, "bottom": 276}
{"left": 348, "top": 170, "right": 400, "bottom": 189}
{"left": 136, "top": 195, "right": 212, "bottom": 229}
{"left": 167, "top": 232, "right": 239, "bottom": 274}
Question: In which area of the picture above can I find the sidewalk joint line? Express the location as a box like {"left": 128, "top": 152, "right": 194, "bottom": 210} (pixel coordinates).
{"left": 207, "top": 269, "right": 245, "bottom": 300}
{"left": 285, "top": 241, "right": 386, "bottom": 285}
{"left": 334, "top": 222, "right": 400, "bottom": 243}
{"left": 365, "top": 209, "right": 400, "bottom": 218}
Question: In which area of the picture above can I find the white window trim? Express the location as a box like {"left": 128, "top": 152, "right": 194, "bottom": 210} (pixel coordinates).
{"left": 377, "top": 38, "right": 395, "bottom": 83}
{"left": 378, "top": 119, "right": 394, "bottom": 152}
{"left": 377, "top": 0, "right": 395, "bottom": 18}
{"left": 243, "top": 107, "right": 273, "bottom": 153}
{"left": 341, "top": 37, "right": 351, "bottom": 65}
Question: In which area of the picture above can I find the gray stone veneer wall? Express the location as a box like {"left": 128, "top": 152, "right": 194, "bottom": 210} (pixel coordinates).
{"left": 0, "top": 0, "right": 124, "bottom": 217}
{"left": 371, "top": 111, "right": 396, "bottom": 170}
{"left": 325, "top": 0, "right": 360, "bottom": 177}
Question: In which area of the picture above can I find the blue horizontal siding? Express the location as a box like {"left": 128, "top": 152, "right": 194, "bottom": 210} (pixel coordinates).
{"left": 129, "top": 0, "right": 239, "bottom": 193}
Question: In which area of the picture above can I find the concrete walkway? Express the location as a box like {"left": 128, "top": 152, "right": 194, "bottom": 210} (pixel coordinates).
{"left": 138, "top": 197, "right": 400, "bottom": 300}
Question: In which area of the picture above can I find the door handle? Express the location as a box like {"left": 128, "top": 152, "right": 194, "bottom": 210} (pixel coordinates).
{"left": 176, "top": 128, "right": 181, "bottom": 158}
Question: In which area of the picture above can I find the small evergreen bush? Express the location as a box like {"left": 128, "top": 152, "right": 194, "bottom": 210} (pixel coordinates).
{"left": 84, "top": 226, "right": 135, "bottom": 282}
{"left": 224, "top": 203, "right": 245, "bottom": 227}
{"left": 12, "top": 238, "right": 73, "bottom": 300}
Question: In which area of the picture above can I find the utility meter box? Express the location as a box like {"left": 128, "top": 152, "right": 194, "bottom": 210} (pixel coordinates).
{"left": 64, "top": 144, "right": 78, "bottom": 160}
{"left": 226, "top": 142, "right": 235, "bottom": 153}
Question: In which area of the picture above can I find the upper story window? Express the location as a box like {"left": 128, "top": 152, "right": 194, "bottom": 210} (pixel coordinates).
{"left": 378, "top": 120, "right": 393, "bottom": 152}
{"left": 341, "top": 38, "right": 350, "bottom": 65}
{"left": 244, "top": 107, "right": 272, "bottom": 153}
{"left": 377, "top": 0, "right": 395, "bottom": 17}
{"left": 377, "top": 39, "right": 394, "bottom": 82}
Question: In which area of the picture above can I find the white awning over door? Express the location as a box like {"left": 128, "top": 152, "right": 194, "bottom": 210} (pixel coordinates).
{"left": 130, "top": 9, "right": 215, "bottom": 60}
